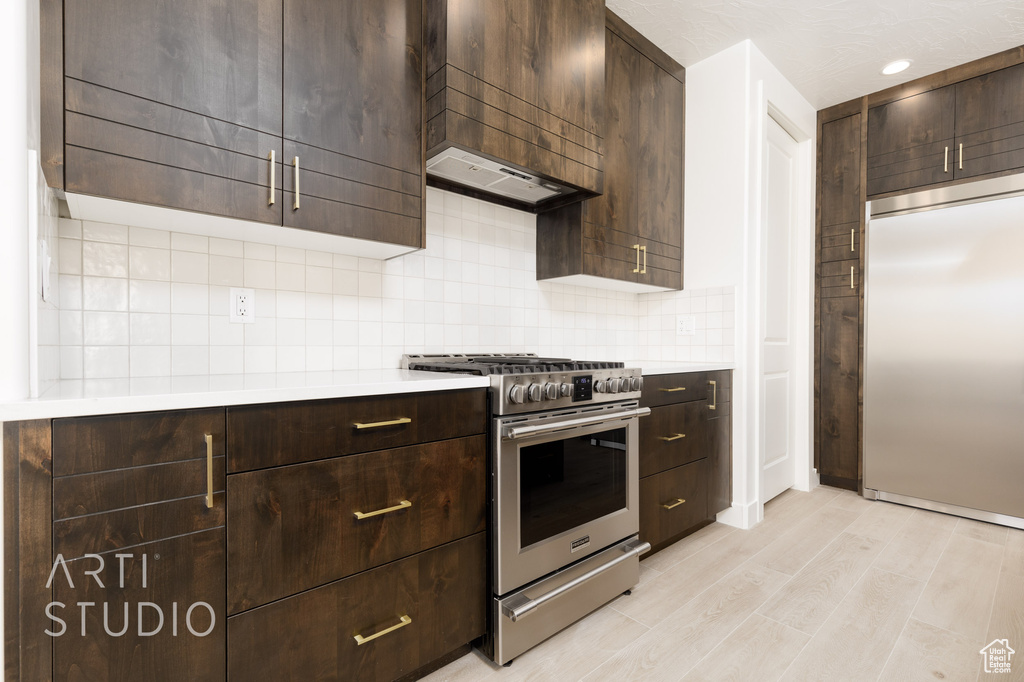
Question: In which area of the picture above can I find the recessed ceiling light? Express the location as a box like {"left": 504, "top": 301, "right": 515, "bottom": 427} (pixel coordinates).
{"left": 882, "top": 59, "right": 912, "bottom": 76}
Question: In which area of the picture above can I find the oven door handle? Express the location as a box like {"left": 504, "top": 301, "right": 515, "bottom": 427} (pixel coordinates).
{"left": 504, "top": 407, "right": 651, "bottom": 440}
{"left": 501, "top": 539, "right": 652, "bottom": 622}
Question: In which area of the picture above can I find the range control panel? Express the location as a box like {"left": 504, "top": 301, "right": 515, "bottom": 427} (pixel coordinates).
{"left": 495, "top": 368, "right": 643, "bottom": 415}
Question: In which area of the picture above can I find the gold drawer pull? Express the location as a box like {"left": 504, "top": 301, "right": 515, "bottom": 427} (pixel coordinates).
{"left": 353, "top": 417, "right": 412, "bottom": 430}
{"left": 354, "top": 500, "right": 412, "bottom": 520}
{"left": 293, "top": 156, "right": 300, "bottom": 210}
{"left": 640, "top": 245, "right": 647, "bottom": 274}
{"left": 659, "top": 387, "right": 686, "bottom": 393}
{"left": 353, "top": 615, "right": 412, "bottom": 645}
{"left": 633, "top": 243, "right": 641, "bottom": 273}
{"left": 658, "top": 433, "right": 686, "bottom": 442}
{"left": 709, "top": 380, "right": 717, "bottom": 410}
{"left": 204, "top": 434, "right": 214, "bottom": 509}
{"left": 663, "top": 498, "right": 686, "bottom": 510}
{"left": 268, "top": 150, "right": 276, "bottom": 206}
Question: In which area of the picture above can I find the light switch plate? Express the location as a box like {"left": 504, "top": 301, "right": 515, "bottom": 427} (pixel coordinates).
{"left": 676, "top": 315, "right": 696, "bottom": 336}
{"left": 229, "top": 288, "right": 255, "bottom": 324}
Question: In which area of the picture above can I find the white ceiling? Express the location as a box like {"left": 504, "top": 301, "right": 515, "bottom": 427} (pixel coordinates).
{"left": 605, "top": 0, "right": 1024, "bottom": 109}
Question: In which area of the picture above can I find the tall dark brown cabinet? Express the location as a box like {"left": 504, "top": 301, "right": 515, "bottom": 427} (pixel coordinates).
{"left": 536, "top": 11, "right": 684, "bottom": 291}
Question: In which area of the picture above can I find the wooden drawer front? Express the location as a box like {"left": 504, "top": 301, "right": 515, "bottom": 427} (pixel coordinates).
{"left": 227, "top": 389, "right": 486, "bottom": 471}
{"left": 53, "top": 408, "right": 225, "bottom": 476}
{"left": 639, "top": 459, "right": 708, "bottom": 549}
{"left": 228, "top": 435, "right": 486, "bottom": 613}
{"left": 640, "top": 401, "right": 707, "bottom": 478}
{"left": 227, "top": 533, "right": 486, "bottom": 682}
{"left": 820, "top": 259, "right": 860, "bottom": 298}
{"left": 641, "top": 372, "right": 708, "bottom": 407}
{"left": 53, "top": 530, "right": 226, "bottom": 682}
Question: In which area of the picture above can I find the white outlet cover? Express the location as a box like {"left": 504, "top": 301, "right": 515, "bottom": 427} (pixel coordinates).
{"left": 229, "top": 287, "right": 256, "bottom": 324}
{"left": 676, "top": 315, "right": 696, "bottom": 337}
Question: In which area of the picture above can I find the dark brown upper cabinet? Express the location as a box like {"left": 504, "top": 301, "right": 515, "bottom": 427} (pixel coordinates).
{"left": 282, "top": 0, "right": 423, "bottom": 248}
{"left": 536, "top": 13, "right": 684, "bottom": 292}
{"left": 48, "top": 0, "right": 425, "bottom": 254}
{"left": 954, "top": 63, "right": 1024, "bottom": 180}
{"left": 424, "top": 0, "right": 605, "bottom": 210}
{"left": 867, "top": 61, "right": 1024, "bottom": 196}
{"left": 866, "top": 86, "right": 955, "bottom": 197}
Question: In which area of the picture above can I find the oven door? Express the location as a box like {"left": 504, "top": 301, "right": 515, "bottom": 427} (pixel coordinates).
{"left": 493, "top": 402, "right": 648, "bottom": 596}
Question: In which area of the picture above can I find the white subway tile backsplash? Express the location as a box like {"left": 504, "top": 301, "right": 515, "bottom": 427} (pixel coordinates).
{"left": 84, "top": 345, "right": 129, "bottom": 378}
{"left": 59, "top": 218, "right": 82, "bottom": 239}
{"left": 59, "top": 189, "right": 734, "bottom": 378}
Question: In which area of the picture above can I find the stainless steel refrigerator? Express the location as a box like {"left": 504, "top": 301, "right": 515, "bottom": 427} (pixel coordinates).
{"left": 863, "top": 176, "right": 1024, "bottom": 529}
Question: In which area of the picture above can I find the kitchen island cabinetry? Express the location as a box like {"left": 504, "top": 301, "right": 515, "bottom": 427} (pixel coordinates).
{"left": 536, "top": 10, "right": 684, "bottom": 292}
{"left": 638, "top": 370, "right": 732, "bottom": 553}
{"left": 45, "top": 0, "right": 425, "bottom": 256}
{"left": 2, "top": 383, "right": 488, "bottom": 682}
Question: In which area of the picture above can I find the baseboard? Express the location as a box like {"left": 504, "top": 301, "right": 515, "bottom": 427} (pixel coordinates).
{"left": 716, "top": 499, "right": 759, "bottom": 529}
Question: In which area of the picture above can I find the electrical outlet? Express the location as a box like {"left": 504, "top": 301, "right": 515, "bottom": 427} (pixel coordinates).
{"left": 676, "top": 315, "right": 696, "bottom": 337}
{"left": 229, "top": 288, "right": 256, "bottom": 324}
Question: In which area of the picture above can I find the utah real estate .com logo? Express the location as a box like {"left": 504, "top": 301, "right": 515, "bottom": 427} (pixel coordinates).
{"left": 980, "top": 639, "right": 1015, "bottom": 675}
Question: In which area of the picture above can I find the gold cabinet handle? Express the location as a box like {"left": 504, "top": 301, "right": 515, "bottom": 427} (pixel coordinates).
{"left": 708, "top": 380, "right": 717, "bottom": 411}
{"left": 944, "top": 146, "right": 949, "bottom": 173}
{"left": 659, "top": 387, "right": 686, "bottom": 392}
{"left": 292, "top": 156, "right": 300, "bottom": 210}
{"left": 658, "top": 433, "right": 685, "bottom": 442}
{"left": 640, "top": 245, "right": 647, "bottom": 274}
{"left": 633, "top": 244, "right": 641, "bottom": 273}
{"left": 354, "top": 500, "right": 412, "bottom": 520}
{"left": 662, "top": 498, "right": 686, "bottom": 510}
{"left": 850, "top": 266, "right": 855, "bottom": 289}
{"left": 204, "top": 434, "right": 214, "bottom": 509}
{"left": 959, "top": 142, "right": 963, "bottom": 170}
{"left": 851, "top": 228, "right": 855, "bottom": 252}
{"left": 353, "top": 615, "right": 412, "bottom": 645}
{"left": 353, "top": 417, "right": 412, "bottom": 430}
{"left": 268, "top": 150, "right": 275, "bottom": 206}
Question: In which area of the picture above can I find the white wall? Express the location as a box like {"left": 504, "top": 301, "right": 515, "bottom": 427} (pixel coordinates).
{"left": 56, "top": 188, "right": 734, "bottom": 378}
{"left": 685, "top": 41, "right": 817, "bottom": 529}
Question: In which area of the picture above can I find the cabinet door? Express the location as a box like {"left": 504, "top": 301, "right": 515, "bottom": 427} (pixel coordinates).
{"left": 283, "top": 0, "right": 423, "bottom": 248}
{"left": 51, "top": 410, "right": 227, "bottom": 681}
{"left": 640, "top": 401, "right": 707, "bottom": 478}
{"left": 639, "top": 459, "right": 708, "bottom": 550}
{"left": 866, "top": 86, "right": 955, "bottom": 196}
{"left": 819, "top": 296, "right": 860, "bottom": 489}
{"left": 955, "top": 63, "right": 1024, "bottom": 180}
{"left": 228, "top": 533, "right": 486, "bottom": 682}
{"left": 707, "top": 394, "right": 732, "bottom": 518}
{"left": 63, "top": 0, "right": 283, "bottom": 223}
{"left": 637, "top": 56, "right": 684, "bottom": 251}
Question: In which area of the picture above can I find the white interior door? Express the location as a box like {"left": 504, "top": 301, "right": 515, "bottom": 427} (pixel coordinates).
{"left": 761, "top": 117, "right": 799, "bottom": 502}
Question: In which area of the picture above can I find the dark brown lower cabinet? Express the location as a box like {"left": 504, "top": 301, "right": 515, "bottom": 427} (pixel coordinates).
{"left": 638, "top": 371, "right": 732, "bottom": 552}
{"left": 818, "top": 296, "right": 861, "bottom": 490}
{"left": 52, "top": 531, "right": 226, "bottom": 682}
{"left": 227, "top": 533, "right": 486, "bottom": 682}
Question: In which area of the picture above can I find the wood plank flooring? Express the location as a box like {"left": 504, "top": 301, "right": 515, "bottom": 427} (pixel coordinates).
{"left": 421, "top": 487, "right": 1024, "bottom": 682}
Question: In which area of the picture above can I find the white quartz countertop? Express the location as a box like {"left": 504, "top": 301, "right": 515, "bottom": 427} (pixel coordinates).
{"left": 626, "top": 361, "right": 735, "bottom": 376}
{"left": 0, "top": 370, "right": 491, "bottom": 421}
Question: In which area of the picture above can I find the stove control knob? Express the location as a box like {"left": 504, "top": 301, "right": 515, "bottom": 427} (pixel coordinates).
{"left": 621, "top": 377, "right": 633, "bottom": 392}
{"left": 631, "top": 377, "right": 643, "bottom": 392}
{"left": 527, "top": 383, "right": 543, "bottom": 402}
{"left": 609, "top": 378, "right": 622, "bottom": 393}
{"left": 544, "top": 383, "right": 559, "bottom": 400}
{"left": 560, "top": 383, "right": 573, "bottom": 397}
{"left": 509, "top": 384, "right": 526, "bottom": 405}
{"left": 594, "top": 380, "right": 608, "bottom": 394}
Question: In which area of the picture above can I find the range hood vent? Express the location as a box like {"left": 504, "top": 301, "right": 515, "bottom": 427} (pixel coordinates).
{"left": 426, "top": 148, "right": 572, "bottom": 205}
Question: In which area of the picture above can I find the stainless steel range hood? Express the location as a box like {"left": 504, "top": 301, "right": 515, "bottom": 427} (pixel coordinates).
{"left": 426, "top": 147, "right": 574, "bottom": 205}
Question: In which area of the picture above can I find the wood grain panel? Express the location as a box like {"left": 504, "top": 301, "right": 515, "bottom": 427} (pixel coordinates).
{"left": 281, "top": 193, "right": 423, "bottom": 248}
{"left": 640, "top": 373, "right": 709, "bottom": 408}
{"left": 227, "top": 389, "right": 486, "bottom": 471}
{"left": 639, "top": 401, "right": 707, "bottom": 478}
{"left": 820, "top": 115, "right": 862, "bottom": 227}
{"left": 637, "top": 53, "right": 684, "bottom": 249}
{"left": 65, "top": 0, "right": 282, "bottom": 135}
{"left": 227, "top": 436, "right": 486, "bottom": 613}
{"left": 227, "top": 533, "right": 486, "bottom": 682}
{"left": 707, "top": 405, "right": 732, "bottom": 518}
{"left": 584, "top": 223, "right": 681, "bottom": 260}
{"left": 40, "top": 0, "right": 63, "bottom": 188}
{"left": 955, "top": 62, "right": 1024, "bottom": 179}
{"left": 639, "top": 460, "right": 708, "bottom": 552}
{"left": 53, "top": 409, "right": 226, "bottom": 477}
{"left": 3, "top": 420, "right": 53, "bottom": 682}
{"left": 54, "top": 492, "right": 226, "bottom": 560}
{"left": 54, "top": 457, "right": 226, "bottom": 520}
{"left": 818, "top": 296, "right": 859, "bottom": 484}
{"left": 284, "top": 138, "right": 421, "bottom": 198}
{"left": 52, "top": 530, "right": 226, "bottom": 682}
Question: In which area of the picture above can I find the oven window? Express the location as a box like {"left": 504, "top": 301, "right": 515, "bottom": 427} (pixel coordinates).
{"left": 519, "top": 427, "right": 627, "bottom": 548}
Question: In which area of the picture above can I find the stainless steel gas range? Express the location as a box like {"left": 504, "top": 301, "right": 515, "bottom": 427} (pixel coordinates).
{"left": 402, "top": 354, "right": 652, "bottom": 664}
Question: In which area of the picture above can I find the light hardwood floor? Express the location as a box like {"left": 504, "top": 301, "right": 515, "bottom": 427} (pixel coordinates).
{"left": 422, "top": 486, "right": 1024, "bottom": 682}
